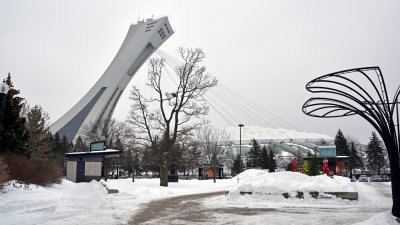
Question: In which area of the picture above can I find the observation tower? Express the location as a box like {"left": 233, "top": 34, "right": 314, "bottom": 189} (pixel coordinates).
{"left": 50, "top": 16, "right": 174, "bottom": 142}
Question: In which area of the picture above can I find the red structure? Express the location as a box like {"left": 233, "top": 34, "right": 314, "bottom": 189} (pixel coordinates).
{"left": 322, "top": 157, "right": 332, "bottom": 177}
{"left": 292, "top": 159, "right": 297, "bottom": 172}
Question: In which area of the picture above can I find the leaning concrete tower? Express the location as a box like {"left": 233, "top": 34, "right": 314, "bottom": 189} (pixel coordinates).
{"left": 50, "top": 16, "right": 174, "bottom": 142}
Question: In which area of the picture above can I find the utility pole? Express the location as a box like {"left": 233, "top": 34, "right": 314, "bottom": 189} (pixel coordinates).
{"left": 239, "top": 124, "right": 244, "bottom": 173}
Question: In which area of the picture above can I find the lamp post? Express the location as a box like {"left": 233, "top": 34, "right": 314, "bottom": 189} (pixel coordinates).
{"left": 0, "top": 80, "right": 9, "bottom": 133}
{"left": 238, "top": 124, "right": 244, "bottom": 173}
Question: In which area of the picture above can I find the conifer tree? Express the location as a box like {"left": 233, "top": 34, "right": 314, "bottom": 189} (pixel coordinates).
{"left": 52, "top": 132, "right": 62, "bottom": 153}
{"left": 268, "top": 147, "right": 277, "bottom": 172}
{"left": 349, "top": 142, "right": 362, "bottom": 174}
{"left": 365, "top": 132, "right": 386, "bottom": 175}
{"left": 260, "top": 146, "right": 269, "bottom": 169}
{"left": 26, "top": 105, "right": 53, "bottom": 160}
{"left": 247, "top": 139, "right": 261, "bottom": 167}
{"left": 0, "top": 73, "right": 30, "bottom": 156}
{"left": 308, "top": 153, "right": 321, "bottom": 176}
{"left": 231, "top": 154, "right": 242, "bottom": 176}
{"left": 334, "top": 129, "right": 350, "bottom": 156}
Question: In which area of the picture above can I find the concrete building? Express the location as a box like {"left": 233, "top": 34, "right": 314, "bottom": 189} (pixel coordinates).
{"left": 50, "top": 16, "right": 174, "bottom": 142}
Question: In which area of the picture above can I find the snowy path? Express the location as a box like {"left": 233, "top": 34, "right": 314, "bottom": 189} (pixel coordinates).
{"left": 130, "top": 182, "right": 393, "bottom": 225}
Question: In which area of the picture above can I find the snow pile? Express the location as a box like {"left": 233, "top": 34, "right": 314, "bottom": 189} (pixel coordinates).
{"left": 105, "top": 178, "right": 235, "bottom": 199}
{"left": 354, "top": 211, "right": 399, "bottom": 225}
{"left": 231, "top": 169, "right": 355, "bottom": 194}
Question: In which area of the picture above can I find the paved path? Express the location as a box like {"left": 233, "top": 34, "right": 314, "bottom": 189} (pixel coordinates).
{"left": 130, "top": 191, "right": 275, "bottom": 224}
{"left": 130, "top": 183, "right": 393, "bottom": 225}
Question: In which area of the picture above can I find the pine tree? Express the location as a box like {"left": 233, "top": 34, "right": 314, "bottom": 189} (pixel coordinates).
{"left": 247, "top": 139, "right": 261, "bottom": 168}
{"left": 268, "top": 147, "right": 277, "bottom": 172}
{"left": 334, "top": 129, "right": 350, "bottom": 156}
{"left": 349, "top": 142, "right": 362, "bottom": 174}
{"left": 260, "top": 146, "right": 270, "bottom": 169}
{"left": 61, "top": 135, "right": 71, "bottom": 153}
{"left": 52, "top": 132, "right": 62, "bottom": 153}
{"left": 231, "top": 154, "right": 242, "bottom": 176}
{"left": 308, "top": 153, "right": 321, "bottom": 176}
{"left": 0, "top": 74, "right": 30, "bottom": 156}
{"left": 26, "top": 105, "right": 53, "bottom": 160}
{"left": 365, "top": 132, "right": 386, "bottom": 175}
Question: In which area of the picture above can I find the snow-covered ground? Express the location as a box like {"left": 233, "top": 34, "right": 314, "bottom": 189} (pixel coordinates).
{"left": 0, "top": 170, "right": 397, "bottom": 225}
{"left": 0, "top": 178, "right": 235, "bottom": 225}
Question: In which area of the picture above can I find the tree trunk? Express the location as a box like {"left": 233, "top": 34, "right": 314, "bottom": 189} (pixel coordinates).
{"left": 160, "top": 161, "right": 168, "bottom": 187}
{"left": 213, "top": 167, "right": 216, "bottom": 183}
{"left": 131, "top": 163, "right": 135, "bottom": 183}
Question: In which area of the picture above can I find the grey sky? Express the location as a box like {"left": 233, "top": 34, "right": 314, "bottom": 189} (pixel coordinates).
{"left": 1, "top": 0, "right": 399, "bottom": 144}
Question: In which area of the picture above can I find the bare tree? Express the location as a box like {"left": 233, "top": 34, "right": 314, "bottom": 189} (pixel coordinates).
{"left": 128, "top": 48, "right": 217, "bottom": 186}
{"left": 196, "top": 126, "right": 232, "bottom": 183}
{"left": 81, "top": 118, "right": 131, "bottom": 178}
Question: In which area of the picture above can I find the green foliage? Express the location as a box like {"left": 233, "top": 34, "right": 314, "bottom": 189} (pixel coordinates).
{"left": 0, "top": 76, "right": 30, "bottom": 156}
{"left": 268, "top": 147, "right": 277, "bottom": 172}
{"left": 231, "top": 154, "right": 242, "bottom": 176}
{"left": 26, "top": 105, "right": 53, "bottom": 160}
{"left": 260, "top": 146, "right": 269, "bottom": 169}
{"left": 334, "top": 129, "right": 350, "bottom": 156}
{"left": 286, "top": 161, "right": 294, "bottom": 171}
{"left": 365, "top": 131, "right": 386, "bottom": 175}
{"left": 247, "top": 139, "right": 261, "bottom": 167}
{"left": 308, "top": 153, "right": 321, "bottom": 176}
{"left": 349, "top": 142, "right": 362, "bottom": 172}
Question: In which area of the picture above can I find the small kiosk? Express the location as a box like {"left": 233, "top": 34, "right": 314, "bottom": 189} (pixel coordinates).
{"left": 65, "top": 141, "right": 120, "bottom": 182}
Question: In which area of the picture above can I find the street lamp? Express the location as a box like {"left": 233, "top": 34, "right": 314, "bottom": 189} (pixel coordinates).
{"left": 0, "top": 79, "right": 9, "bottom": 133}
{"left": 238, "top": 124, "right": 244, "bottom": 173}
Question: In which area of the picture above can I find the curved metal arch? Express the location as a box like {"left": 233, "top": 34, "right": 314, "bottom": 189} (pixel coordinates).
{"left": 306, "top": 68, "right": 390, "bottom": 119}
{"left": 303, "top": 97, "right": 385, "bottom": 137}
{"left": 304, "top": 87, "right": 388, "bottom": 131}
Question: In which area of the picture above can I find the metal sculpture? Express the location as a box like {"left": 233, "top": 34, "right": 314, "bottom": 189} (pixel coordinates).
{"left": 302, "top": 66, "right": 400, "bottom": 217}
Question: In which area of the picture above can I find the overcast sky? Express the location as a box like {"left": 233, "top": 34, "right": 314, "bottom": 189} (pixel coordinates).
{"left": 1, "top": 0, "right": 399, "bottom": 144}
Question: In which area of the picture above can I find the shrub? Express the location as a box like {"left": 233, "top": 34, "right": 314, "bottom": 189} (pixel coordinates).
{"left": 0, "top": 155, "right": 10, "bottom": 184}
{"left": 2, "top": 153, "right": 61, "bottom": 186}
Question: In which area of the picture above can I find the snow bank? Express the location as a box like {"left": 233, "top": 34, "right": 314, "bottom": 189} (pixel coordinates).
{"left": 105, "top": 178, "right": 235, "bottom": 199}
{"left": 232, "top": 169, "right": 355, "bottom": 194}
{"left": 354, "top": 211, "right": 399, "bottom": 225}
{"left": 0, "top": 178, "right": 236, "bottom": 225}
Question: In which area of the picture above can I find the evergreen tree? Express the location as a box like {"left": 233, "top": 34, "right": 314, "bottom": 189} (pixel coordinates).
{"left": 61, "top": 135, "right": 71, "bottom": 153}
{"left": 231, "top": 154, "right": 242, "bottom": 176}
{"left": 334, "top": 129, "right": 350, "bottom": 156}
{"left": 286, "top": 161, "right": 294, "bottom": 171}
{"left": 365, "top": 132, "right": 386, "bottom": 175}
{"left": 349, "top": 142, "right": 362, "bottom": 174}
{"left": 260, "top": 146, "right": 269, "bottom": 169}
{"left": 247, "top": 139, "right": 261, "bottom": 167}
{"left": 0, "top": 73, "right": 30, "bottom": 156}
{"left": 26, "top": 105, "right": 53, "bottom": 160}
{"left": 268, "top": 147, "right": 277, "bottom": 172}
{"left": 308, "top": 153, "right": 321, "bottom": 176}
{"left": 52, "top": 132, "right": 62, "bottom": 153}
